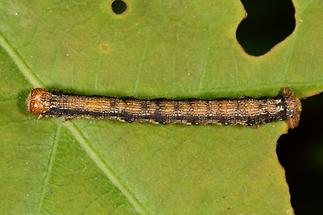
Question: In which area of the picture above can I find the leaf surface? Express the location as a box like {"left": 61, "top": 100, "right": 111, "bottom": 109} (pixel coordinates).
{"left": 0, "top": 0, "right": 322, "bottom": 214}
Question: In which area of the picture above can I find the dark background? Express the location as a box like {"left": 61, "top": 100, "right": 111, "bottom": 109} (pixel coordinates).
{"left": 236, "top": 0, "right": 323, "bottom": 214}
{"left": 278, "top": 92, "right": 323, "bottom": 215}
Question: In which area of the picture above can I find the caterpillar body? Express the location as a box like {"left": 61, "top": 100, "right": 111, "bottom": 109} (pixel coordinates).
{"left": 27, "top": 88, "right": 301, "bottom": 128}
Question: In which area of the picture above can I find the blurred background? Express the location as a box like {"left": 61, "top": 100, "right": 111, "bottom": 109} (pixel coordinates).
{"left": 236, "top": 0, "right": 323, "bottom": 214}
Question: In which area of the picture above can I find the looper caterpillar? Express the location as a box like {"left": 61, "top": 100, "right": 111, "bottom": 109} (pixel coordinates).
{"left": 27, "top": 88, "right": 301, "bottom": 128}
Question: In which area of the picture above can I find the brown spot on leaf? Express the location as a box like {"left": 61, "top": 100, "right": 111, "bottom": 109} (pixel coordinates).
{"left": 99, "top": 43, "right": 109, "bottom": 54}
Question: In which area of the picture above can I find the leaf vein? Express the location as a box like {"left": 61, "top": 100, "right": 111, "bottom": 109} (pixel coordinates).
{"left": 36, "top": 125, "right": 61, "bottom": 215}
{"left": 65, "top": 122, "right": 148, "bottom": 214}
{"left": 0, "top": 32, "right": 147, "bottom": 215}
{"left": 134, "top": 28, "right": 150, "bottom": 95}
{"left": 0, "top": 33, "right": 44, "bottom": 87}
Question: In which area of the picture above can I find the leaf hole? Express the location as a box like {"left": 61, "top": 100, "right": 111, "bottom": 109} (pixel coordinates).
{"left": 236, "top": 0, "right": 296, "bottom": 56}
{"left": 277, "top": 92, "right": 323, "bottom": 214}
{"left": 111, "top": 0, "right": 127, "bottom": 15}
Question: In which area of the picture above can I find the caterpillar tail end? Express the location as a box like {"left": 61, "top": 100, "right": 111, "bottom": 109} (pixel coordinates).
{"left": 281, "top": 87, "right": 302, "bottom": 129}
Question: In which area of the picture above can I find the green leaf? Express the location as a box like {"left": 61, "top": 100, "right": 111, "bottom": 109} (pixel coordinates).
{"left": 0, "top": 0, "right": 322, "bottom": 214}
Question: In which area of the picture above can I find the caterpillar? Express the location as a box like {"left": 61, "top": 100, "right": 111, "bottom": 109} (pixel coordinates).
{"left": 27, "top": 88, "right": 301, "bottom": 128}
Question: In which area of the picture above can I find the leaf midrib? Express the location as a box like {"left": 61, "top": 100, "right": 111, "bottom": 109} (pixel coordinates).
{"left": 0, "top": 33, "right": 147, "bottom": 215}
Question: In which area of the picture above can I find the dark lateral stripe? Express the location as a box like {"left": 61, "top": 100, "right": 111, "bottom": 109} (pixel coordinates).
{"left": 45, "top": 105, "right": 286, "bottom": 125}
{"left": 27, "top": 88, "right": 300, "bottom": 128}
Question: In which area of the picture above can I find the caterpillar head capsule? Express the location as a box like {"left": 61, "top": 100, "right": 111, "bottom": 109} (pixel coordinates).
{"left": 27, "top": 88, "right": 52, "bottom": 116}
